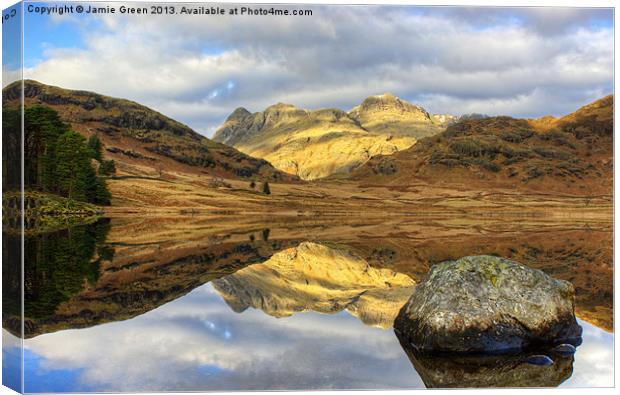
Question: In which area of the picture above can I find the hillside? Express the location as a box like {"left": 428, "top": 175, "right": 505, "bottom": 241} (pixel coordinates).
{"left": 352, "top": 95, "right": 613, "bottom": 195}
{"left": 213, "top": 93, "right": 449, "bottom": 180}
{"left": 2, "top": 80, "right": 297, "bottom": 183}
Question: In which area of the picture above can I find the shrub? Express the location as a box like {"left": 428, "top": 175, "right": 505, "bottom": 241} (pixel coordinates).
{"left": 500, "top": 129, "right": 534, "bottom": 143}
{"left": 262, "top": 182, "right": 271, "bottom": 195}
{"left": 538, "top": 130, "right": 576, "bottom": 149}
{"left": 525, "top": 165, "right": 544, "bottom": 180}
{"left": 533, "top": 147, "right": 571, "bottom": 160}
{"left": 449, "top": 138, "right": 503, "bottom": 160}
{"left": 449, "top": 139, "right": 486, "bottom": 157}
{"left": 470, "top": 158, "right": 500, "bottom": 172}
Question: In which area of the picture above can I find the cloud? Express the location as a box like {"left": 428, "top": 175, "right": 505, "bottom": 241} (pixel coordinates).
{"left": 21, "top": 5, "right": 613, "bottom": 136}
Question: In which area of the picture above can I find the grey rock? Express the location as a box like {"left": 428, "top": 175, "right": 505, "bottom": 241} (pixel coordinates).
{"left": 394, "top": 255, "right": 582, "bottom": 353}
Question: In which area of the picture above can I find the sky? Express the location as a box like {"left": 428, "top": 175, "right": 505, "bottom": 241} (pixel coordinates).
{"left": 4, "top": 2, "right": 614, "bottom": 137}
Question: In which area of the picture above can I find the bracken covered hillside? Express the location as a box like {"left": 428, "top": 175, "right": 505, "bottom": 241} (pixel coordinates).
{"left": 2, "top": 80, "right": 297, "bottom": 183}
{"left": 353, "top": 95, "right": 613, "bottom": 195}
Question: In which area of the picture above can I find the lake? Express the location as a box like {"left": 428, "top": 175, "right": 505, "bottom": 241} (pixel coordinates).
{"left": 2, "top": 214, "right": 614, "bottom": 391}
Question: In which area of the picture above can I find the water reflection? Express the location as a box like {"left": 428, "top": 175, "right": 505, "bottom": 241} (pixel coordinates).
{"left": 10, "top": 285, "right": 613, "bottom": 392}
{"left": 1, "top": 215, "right": 614, "bottom": 391}
{"left": 2, "top": 219, "right": 112, "bottom": 337}
{"left": 213, "top": 242, "right": 415, "bottom": 328}
{"left": 397, "top": 337, "right": 576, "bottom": 388}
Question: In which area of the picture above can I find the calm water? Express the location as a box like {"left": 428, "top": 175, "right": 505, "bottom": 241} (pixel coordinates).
{"left": 2, "top": 216, "right": 615, "bottom": 391}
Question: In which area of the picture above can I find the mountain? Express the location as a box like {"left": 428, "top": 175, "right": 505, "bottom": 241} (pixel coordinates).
{"left": 212, "top": 242, "right": 416, "bottom": 328}
{"left": 213, "top": 94, "right": 449, "bottom": 180}
{"left": 347, "top": 93, "right": 446, "bottom": 137}
{"left": 352, "top": 95, "right": 613, "bottom": 195}
{"left": 2, "top": 80, "right": 297, "bottom": 183}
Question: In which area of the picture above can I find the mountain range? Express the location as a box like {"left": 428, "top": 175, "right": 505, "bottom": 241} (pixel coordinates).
{"left": 353, "top": 95, "right": 613, "bottom": 195}
{"left": 2, "top": 80, "right": 613, "bottom": 203}
{"left": 213, "top": 93, "right": 449, "bottom": 179}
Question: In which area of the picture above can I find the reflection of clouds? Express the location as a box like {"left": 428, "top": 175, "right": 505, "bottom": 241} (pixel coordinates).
{"left": 2, "top": 330, "right": 22, "bottom": 392}
{"left": 560, "top": 320, "right": 614, "bottom": 388}
{"left": 16, "top": 285, "right": 614, "bottom": 391}
{"left": 23, "top": 284, "right": 422, "bottom": 391}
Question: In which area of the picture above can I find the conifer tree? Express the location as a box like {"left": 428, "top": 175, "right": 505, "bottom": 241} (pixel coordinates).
{"left": 87, "top": 135, "right": 103, "bottom": 161}
{"left": 54, "top": 131, "right": 91, "bottom": 201}
{"left": 19, "top": 105, "right": 113, "bottom": 206}
{"left": 99, "top": 160, "right": 116, "bottom": 176}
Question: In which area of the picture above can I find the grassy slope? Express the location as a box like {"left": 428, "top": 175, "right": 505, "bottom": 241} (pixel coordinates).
{"left": 2, "top": 80, "right": 298, "bottom": 183}
{"left": 352, "top": 95, "right": 613, "bottom": 196}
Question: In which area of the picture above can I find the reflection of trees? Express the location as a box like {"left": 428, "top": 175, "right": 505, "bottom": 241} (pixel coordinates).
{"left": 24, "top": 219, "right": 113, "bottom": 320}
{"left": 2, "top": 219, "right": 114, "bottom": 336}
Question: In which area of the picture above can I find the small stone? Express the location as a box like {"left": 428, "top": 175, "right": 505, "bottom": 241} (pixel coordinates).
{"left": 526, "top": 355, "right": 554, "bottom": 366}
{"left": 552, "top": 343, "right": 577, "bottom": 355}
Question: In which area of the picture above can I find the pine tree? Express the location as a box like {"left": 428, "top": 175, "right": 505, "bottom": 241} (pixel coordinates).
{"left": 2, "top": 108, "right": 21, "bottom": 190}
{"left": 94, "top": 177, "right": 111, "bottom": 205}
{"left": 20, "top": 106, "right": 113, "bottom": 206}
{"left": 99, "top": 160, "right": 116, "bottom": 176}
{"left": 87, "top": 135, "right": 103, "bottom": 161}
{"left": 24, "top": 106, "right": 70, "bottom": 192}
{"left": 54, "top": 131, "right": 91, "bottom": 201}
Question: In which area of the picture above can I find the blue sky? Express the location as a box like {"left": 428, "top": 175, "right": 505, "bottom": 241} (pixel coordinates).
{"left": 24, "top": 7, "right": 88, "bottom": 68}
{"left": 3, "top": 2, "right": 614, "bottom": 136}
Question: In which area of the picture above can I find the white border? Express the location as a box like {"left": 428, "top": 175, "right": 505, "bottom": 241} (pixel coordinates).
{"left": 0, "top": 1, "right": 616, "bottom": 395}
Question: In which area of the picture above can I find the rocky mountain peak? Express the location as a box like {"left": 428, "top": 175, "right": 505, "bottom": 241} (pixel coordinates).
{"left": 349, "top": 93, "right": 432, "bottom": 123}
{"left": 212, "top": 93, "right": 451, "bottom": 179}
{"left": 227, "top": 107, "right": 252, "bottom": 121}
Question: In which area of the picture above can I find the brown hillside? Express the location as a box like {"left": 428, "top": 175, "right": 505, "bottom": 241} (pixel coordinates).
{"left": 352, "top": 95, "right": 613, "bottom": 196}
{"left": 2, "top": 80, "right": 297, "bottom": 183}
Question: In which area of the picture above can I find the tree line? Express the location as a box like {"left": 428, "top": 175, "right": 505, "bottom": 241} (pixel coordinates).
{"left": 3, "top": 105, "right": 115, "bottom": 205}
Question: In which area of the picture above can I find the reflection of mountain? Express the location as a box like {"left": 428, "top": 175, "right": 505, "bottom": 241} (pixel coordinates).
{"left": 212, "top": 242, "right": 415, "bottom": 328}
{"left": 353, "top": 228, "right": 613, "bottom": 331}
{"left": 9, "top": 215, "right": 612, "bottom": 338}
{"left": 396, "top": 334, "right": 574, "bottom": 388}
{"left": 8, "top": 220, "right": 301, "bottom": 338}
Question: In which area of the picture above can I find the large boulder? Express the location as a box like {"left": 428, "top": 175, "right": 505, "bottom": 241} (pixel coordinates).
{"left": 394, "top": 255, "right": 582, "bottom": 353}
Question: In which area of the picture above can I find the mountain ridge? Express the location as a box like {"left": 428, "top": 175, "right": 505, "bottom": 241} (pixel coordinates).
{"left": 352, "top": 95, "right": 613, "bottom": 195}
{"left": 2, "top": 80, "right": 298, "bottom": 184}
{"left": 213, "top": 93, "right": 451, "bottom": 179}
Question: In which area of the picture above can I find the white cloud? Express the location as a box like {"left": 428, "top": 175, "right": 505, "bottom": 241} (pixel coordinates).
{"left": 22, "top": 5, "right": 613, "bottom": 137}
